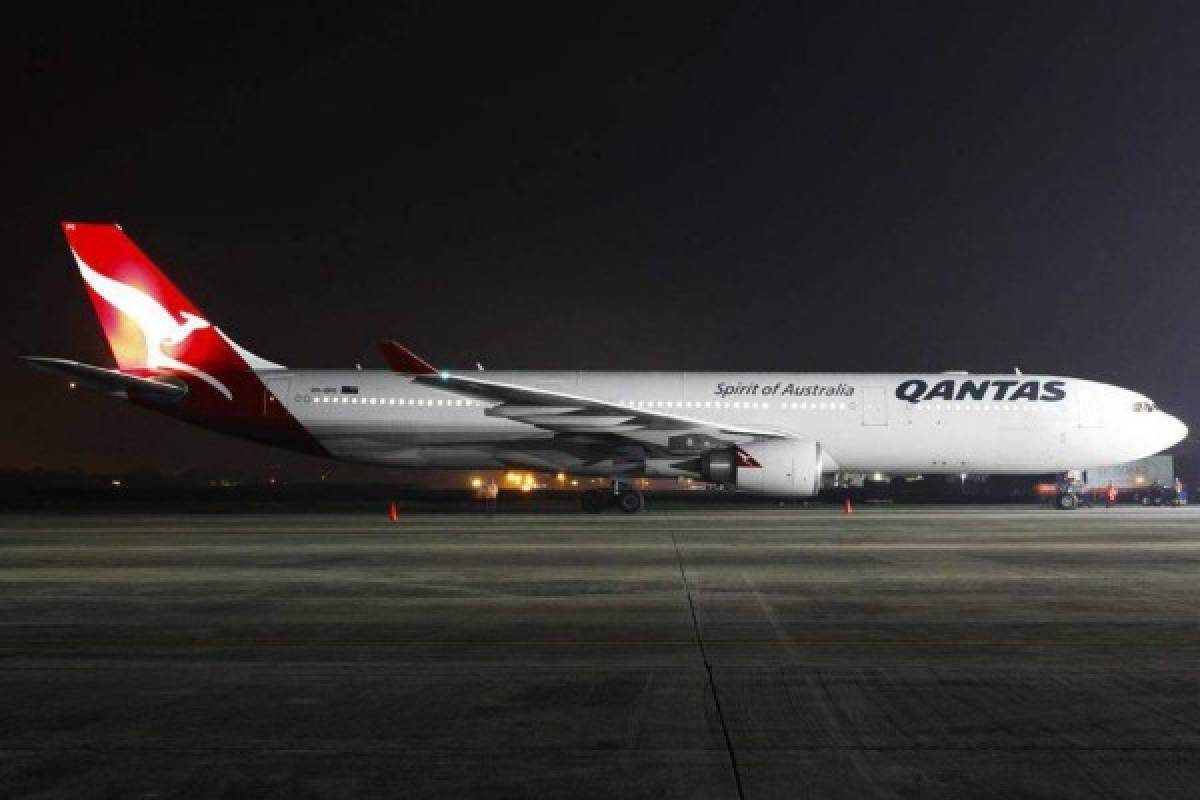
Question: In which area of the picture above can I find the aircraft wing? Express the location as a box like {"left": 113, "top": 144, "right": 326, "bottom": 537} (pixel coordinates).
{"left": 410, "top": 369, "right": 789, "bottom": 454}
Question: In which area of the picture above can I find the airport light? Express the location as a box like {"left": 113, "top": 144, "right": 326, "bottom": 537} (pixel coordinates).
{"left": 470, "top": 477, "right": 483, "bottom": 489}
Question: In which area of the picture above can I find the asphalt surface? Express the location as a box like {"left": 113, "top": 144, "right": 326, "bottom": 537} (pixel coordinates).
{"left": 2, "top": 507, "right": 1200, "bottom": 798}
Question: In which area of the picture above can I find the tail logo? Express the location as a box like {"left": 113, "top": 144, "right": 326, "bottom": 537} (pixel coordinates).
{"left": 72, "top": 250, "right": 234, "bottom": 400}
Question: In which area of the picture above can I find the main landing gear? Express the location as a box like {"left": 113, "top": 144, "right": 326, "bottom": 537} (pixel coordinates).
{"left": 617, "top": 490, "right": 645, "bottom": 513}
{"left": 581, "top": 481, "right": 645, "bottom": 513}
{"left": 1053, "top": 470, "right": 1083, "bottom": 510}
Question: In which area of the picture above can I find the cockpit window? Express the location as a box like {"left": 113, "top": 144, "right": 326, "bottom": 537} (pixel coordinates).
{"left": 1132, "top": 401, "right": 1157, "bottom": 413}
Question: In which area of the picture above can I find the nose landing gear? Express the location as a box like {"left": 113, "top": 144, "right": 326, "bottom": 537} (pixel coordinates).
{"left": 1054, "top": 470, "right": 1083, "bottom": 510}
{"left": 1055, "top": 491, "right": 1079, "bottom": 510}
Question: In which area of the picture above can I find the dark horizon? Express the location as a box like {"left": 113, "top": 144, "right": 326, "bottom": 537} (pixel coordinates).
{"left": 6, "top": 3, "right": 1200, "bottom": 474}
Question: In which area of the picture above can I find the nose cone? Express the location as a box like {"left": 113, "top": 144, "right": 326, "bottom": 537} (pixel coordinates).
{"left": 1161, "top": 413, "right": 1189, "bottom": 451}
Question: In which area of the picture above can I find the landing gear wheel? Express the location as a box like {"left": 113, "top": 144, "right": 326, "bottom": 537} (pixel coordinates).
{"left": 581, "top": 489, "right": 609, "bottom": 513}
{"left": 617, "top": 490, "right": 645, "bottom": 514}
{"left": 1056, "top": 492, "right": 1079, "bottom": 511}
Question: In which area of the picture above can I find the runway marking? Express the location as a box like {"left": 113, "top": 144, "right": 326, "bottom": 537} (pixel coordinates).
{"left": 670, "top": 530, "right": 745, "bottom": 798}
{"left": 2, "top": 744, "right": 1199, "bottom": 754}
{"left": 5, "top": 542, "right": 1200, "bottom": 560}
{"left": 3, "top": 638, "right": 1199, "bottom": 649}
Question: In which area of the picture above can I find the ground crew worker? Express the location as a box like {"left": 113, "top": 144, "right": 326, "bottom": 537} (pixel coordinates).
{"left": 483, "top": 478, "right": 499, "bottom": 515}
{"left": 1105, "top": 482, "right": 1118, "bottom": 508}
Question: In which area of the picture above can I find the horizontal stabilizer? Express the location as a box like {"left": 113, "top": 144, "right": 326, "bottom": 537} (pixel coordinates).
{"left": 378, "top": 340, "right": 437, "bottom": 375}
{"left": 21, "top": 357, "right": 188, "bottom": 404}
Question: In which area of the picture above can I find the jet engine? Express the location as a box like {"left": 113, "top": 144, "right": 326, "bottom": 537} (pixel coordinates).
{"left": 697, "top": 439, "right": 825, "bottom": 497}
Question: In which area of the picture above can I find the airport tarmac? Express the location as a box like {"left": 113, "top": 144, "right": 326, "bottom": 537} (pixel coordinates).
{"left": 2, "top": 507, "right": 1200, "bottom": 798}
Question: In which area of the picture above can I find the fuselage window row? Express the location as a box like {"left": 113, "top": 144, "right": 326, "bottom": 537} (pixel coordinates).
{"left": 307, "top": 396, "right": 482, "bottom": 407}
{"left": 912, "top": 403, "right": 1061, "bottom": 412}
{"left": 304, "top": 397, "right": 864, "bottom": 411}
{"left": 301, "top": 397, "right": 1063, "bottom": 414}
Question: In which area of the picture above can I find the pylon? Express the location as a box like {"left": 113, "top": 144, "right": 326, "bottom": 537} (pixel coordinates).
{"left": 389, "top": 501, "right": 398, "bottom": 522}
{"left": 843, "top": 495, "right": 853, "bottom": 514}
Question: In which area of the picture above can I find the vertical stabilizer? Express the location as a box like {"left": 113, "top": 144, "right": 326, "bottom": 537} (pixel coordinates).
{"left": 61, "top": 222, "right": 281, "bottom": 400}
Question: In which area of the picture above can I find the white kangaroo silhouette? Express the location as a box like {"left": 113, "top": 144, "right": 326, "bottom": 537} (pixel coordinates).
{"left": 72, "top": 250, "right": 234, "bottom": 400}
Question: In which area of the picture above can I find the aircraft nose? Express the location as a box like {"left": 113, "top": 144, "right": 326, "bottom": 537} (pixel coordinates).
{"left": 1161, "top": 413, "right": 1188, "bottom": 450}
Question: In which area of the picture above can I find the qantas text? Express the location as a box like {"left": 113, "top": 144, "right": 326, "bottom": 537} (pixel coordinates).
{"left": 895, "top": 379, "right": 1065, "bottom": 404}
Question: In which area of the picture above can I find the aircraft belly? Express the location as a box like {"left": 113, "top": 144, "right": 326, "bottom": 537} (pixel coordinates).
{"left": 823, "top": 418, "right": 1066, "bottom": 474}
{"left": 307, "top": 417, "right": 553, "bottom": 468}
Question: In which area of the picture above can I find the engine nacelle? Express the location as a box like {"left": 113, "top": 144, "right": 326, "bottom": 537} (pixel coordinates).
{"left": 699, "top": 439, "right": 824, "bottom": 497}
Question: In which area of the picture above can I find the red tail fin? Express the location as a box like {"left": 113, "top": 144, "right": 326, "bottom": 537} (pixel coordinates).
{"left": 62, "top": 222, "right": 279, "bottom": 399}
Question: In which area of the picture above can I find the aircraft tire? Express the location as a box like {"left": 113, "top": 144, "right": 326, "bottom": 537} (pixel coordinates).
{"left": 1056, "top": 492, "right": 1078, "bottom": 511}
{"left": 617, "top": 490, "right": 645, "bottom": 513}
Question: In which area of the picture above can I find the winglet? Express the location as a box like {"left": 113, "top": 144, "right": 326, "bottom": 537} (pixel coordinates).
{"left": 378, "top": 340, "right": 437, "bottom": 375}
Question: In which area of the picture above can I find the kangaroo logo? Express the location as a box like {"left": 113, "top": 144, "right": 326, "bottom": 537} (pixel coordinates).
{"left": 735, "top": 446, "right": 762, "bottom": 468}
{"left": 72, "top": 250, "right": 234, "bottom": 400}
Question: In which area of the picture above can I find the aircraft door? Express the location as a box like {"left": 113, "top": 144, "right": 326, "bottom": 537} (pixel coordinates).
{"left": 862, "top": 386, "right": 888, "bottom": 426}
{"left": 263, "top": 376, "right": 292, "bottom": 418}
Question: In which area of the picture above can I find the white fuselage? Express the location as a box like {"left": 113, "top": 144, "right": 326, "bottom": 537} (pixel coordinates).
{"left": 263, "top": 371, "right": 1186, "bottom": 476}
{"left": 50, "top": 224, "right": 1186, "bottom": 490}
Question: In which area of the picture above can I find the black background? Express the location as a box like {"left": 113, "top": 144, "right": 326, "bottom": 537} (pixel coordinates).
{"left": 5, "top": 2, "right": 1197, "bottom": 476}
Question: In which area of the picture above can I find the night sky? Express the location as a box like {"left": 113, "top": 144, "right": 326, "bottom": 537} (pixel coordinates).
{"left": 5, "top": 3, "right": 1199, "bottom": 476}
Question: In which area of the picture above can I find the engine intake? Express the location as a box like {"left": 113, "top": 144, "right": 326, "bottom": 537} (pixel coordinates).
{"left": 699, "top": 439, "right": 824, "bottom": 497}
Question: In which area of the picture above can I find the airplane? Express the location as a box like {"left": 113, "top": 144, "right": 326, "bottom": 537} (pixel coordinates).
{"left": 23, "top": 222, "right": 1188, "bottom": 512}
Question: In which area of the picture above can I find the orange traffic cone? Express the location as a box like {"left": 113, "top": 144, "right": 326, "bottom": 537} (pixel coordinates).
{"left": 843, "top": 495, "right": 853, "bottom": 514}
{"left": 388, "top": 501, "right": 398, "bottom": 522}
